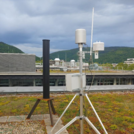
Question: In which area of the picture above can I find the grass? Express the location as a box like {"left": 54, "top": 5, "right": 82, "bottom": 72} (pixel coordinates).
{"left": 0, "top": 92, "right": 134, "bottom": 133}
{"left": 50, "top": 70, "right": 119, "bottom": 74}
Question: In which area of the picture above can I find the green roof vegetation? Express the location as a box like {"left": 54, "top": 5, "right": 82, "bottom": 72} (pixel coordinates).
{"left": 0, "top": 93, "right": 134, "bottom": 133}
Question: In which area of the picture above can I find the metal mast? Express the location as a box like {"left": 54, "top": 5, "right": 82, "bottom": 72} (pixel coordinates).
{"left": 90, "top": 7, "right": 94, "bottom": 64}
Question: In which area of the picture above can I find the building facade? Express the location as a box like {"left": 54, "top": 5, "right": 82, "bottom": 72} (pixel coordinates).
{"left": 0, "top": 72, "right": 134, "bottom": 87}
{"left": 124, "top": 58, "right": 134, "bottom": 64}
{"left": 0, "top": 53, "right": 36, "bottom": 72}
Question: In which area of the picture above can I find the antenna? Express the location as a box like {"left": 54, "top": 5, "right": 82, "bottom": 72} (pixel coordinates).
{"left": 90, "top": 7, "right": 94, "bottom": 63}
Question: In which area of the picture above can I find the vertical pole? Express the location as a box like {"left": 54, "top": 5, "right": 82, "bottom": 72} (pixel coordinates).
{"left": 33, "top": 79, "right": 36, "bottom": 86}
{"left": 90, "top": 7, "right": 94, "bottom": 63}
{"left": 79, "top": 43, "right": 83, "bottom": 134}
{"left": 43, "top": 39, "right": 50, "bottom": 99}
{"left": 114, "top": 78, "right": 116, "bottom": 85}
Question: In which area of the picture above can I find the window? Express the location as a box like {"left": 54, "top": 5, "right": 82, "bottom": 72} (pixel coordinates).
{"left": 0, "top": 79, "right": 9, "bottom": 87}
{"left": 11, "top": 79, "right": 33, "bottom": 86}
{"left": 35, "top": 79, "right": 42, "bottom": 86}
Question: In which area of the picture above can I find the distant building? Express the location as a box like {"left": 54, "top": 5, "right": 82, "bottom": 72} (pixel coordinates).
{"left": 54, "top": 58, "right": 60, "bottom": 66}
{"left": 0, "top": 53, "right": 36, "bottom": 72}
{"left": 89, "top": 63, "right": 102, "bottom": 70}
{"left": 83, "top": 63, "right": 89, "bottom": 69}
{"left": 124, "top": 58, "right": 134, "bottom": 65}
{"left": 0, "top": 72, "right": 134, "bottom": 87}
{"left": 70, "top": 60, "right": 75, "bottom": 67}
{"left": 112, "top": 63, "right": 118, "bottom": 67}
{"left": 49, "top": 60, "right": 55, "bottom": 66}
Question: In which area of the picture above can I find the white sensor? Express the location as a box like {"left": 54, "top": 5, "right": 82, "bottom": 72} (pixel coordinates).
{"left": 75, "top": 29, "right": 86, "bottom": 44}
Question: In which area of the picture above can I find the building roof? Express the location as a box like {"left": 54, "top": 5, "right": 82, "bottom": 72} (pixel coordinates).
{"left": 54, "top": 58, "right": 60, "bottom": 61}
{"left": 0, "top": 53, "right": 35, "bottom": 56}
{"left": 0, "top": 85, "right": 134, "bottom": 93}
{"left": 0, "top": 72, "right": 133, "bottom": 76}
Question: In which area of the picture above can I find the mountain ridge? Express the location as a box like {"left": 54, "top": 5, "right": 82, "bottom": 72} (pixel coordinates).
{"left": 0, "top": 42, "right": 40, "bottom": 61}
{"left": 50, "top": 46, "right": 134, "bottom": 63}
{"left": 1, "top": 42, "right": 134, "bottom": 63}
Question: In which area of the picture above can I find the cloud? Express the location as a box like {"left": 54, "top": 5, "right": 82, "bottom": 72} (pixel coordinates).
{"left": 13, "top": 43, "right": 64, "bottom": 57}
{"left": 0, "top": 0, "right": 133, "bottom": 56}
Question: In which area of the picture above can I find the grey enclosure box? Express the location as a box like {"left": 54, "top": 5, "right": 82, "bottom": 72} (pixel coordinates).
{"left": 66, "top": 73, "right": 86, "bottom": 91}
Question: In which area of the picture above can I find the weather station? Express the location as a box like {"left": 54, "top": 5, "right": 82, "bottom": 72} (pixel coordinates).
{"left": 49, "top": 8, "right": 108, "bottom": 134}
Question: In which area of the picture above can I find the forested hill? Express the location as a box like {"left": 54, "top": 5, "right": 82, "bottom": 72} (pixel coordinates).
{"left": 0, "top": 42, "right": 40, "bottom": 61}
{"left": 0, "top": 42, "right": 24, "bottom": 53}
{"left": 50, "top": 46, "right": 134, "bottom": 63}
{"left": 1, "top": 42, "right": 134, "bottom": 63}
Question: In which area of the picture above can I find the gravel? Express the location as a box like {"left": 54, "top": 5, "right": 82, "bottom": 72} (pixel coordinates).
{"left": 0, "top": 121, "right": 46, "bottom": 134}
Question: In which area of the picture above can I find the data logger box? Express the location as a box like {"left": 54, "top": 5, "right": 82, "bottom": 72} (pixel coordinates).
{"left": 66, "top": 73, "right": 86, "bottom": 91}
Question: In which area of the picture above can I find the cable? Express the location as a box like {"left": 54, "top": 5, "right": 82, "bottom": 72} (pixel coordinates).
{"left": 82, "top": 44, "right": 95, "bottom": 124}
{"left": 83, "top": 44, "right": 95, "bottom": 94}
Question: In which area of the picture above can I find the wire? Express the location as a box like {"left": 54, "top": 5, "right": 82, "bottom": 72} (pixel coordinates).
{"left": 83, "top": 44, "right": 95, "bottom": 94}
{"left": 59, "top": 44, "right": 95, "bottom": 134}
{"left": 82, "top": 44, "right": 95, "bottom": 121}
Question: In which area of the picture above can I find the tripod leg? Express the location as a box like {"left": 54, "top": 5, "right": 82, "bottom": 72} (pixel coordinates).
{"left": 55, "top": 116, "right": 79, "bottom": 134}
{"left": 48, "top": 100, "right": 54, "bottom": 126}
{"left": 27, "top": 99, "right": 40, "bottom": 119}
{"left": 49, "top": 93, "right": 78, "bottom": 133}
{"left": 85, "top": 94, "right": 108, "bottom": 134}
{"left": 50, "top": 100, "right": 56, "bottom": 114}
{"left": 84, "top": 117, "right": 101, "bottom": 134}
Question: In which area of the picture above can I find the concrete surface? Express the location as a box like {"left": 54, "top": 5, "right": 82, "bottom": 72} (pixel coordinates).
{"left": 29, "top": 114, "right": 44, "bottom": 121}
{"left": 0, "top": 116, "right": 8, "bottom": 123}
{"left": 0, "top": 71, "right": 134, "bottom": 75}
{"left": 44, "top": 114, "right": 68, "bottom": 134}
{"left": 0, "top": 114, "right": 68, "bottom": 134}
{"left": 0, "top": 85, "right": 134, "bottom": 94}
{"left": 7, "top": 115, "right": 26, "bottom": 122}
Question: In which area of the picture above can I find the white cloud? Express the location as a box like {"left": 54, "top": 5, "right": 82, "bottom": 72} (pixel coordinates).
{"left": 13, "top": 43, "right": 64, "bottom": 57}
{"left": 0, "top": 0, "right": 133, "bottom": 56}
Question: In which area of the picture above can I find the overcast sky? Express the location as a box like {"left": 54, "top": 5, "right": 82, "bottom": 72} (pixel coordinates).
{"left": 0, "top": 0, "right": 134, "bottom": 57}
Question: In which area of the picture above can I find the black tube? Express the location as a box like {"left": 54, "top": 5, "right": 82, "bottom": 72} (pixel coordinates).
{"left": 43, "top": 39, "right": 50, "bottom": 99}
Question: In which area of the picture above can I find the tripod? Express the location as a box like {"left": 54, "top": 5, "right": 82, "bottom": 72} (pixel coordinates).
{"left": 49, "top": 43, "right": 108, "bottom": 134}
